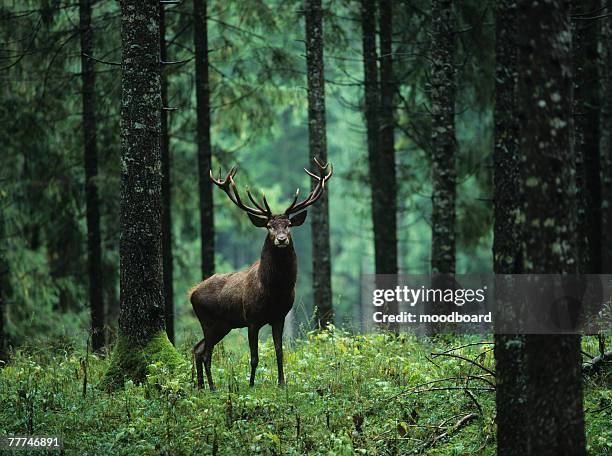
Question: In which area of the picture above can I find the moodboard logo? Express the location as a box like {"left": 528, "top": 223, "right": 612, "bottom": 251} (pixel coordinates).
{"left": 360, "top": 274, "right": 612, "bottom": 335}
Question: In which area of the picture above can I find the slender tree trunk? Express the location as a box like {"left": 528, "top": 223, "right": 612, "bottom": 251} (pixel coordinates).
{"left": 573, "top": 0, "right": 602, "bottom": 274}
{"left": 361, "top": 0, "right": 399, "bottom": 280}
{"left": 79, "top": 0, "right": 104, "bottom": 352}
{"left": 378, "top": 0, "right": 398, "bottom": 279}
{"left": 602, "top": 2, "right": 612, "bottom": 273}
{"left": 430, "top": 0, "right": 456, "bottom": 275}
{"left": 160, "top": 4, "right": 174, "bottom": 344}
{"left": 0, "top": 206, "right": 9, "bottom": 362}
{"left": 361, "top": 0, "right": 380, "bottom": 268}
{"left": 103, "top": 0, "right": 181, "bottom": 389}
{"left": 305, "top": 0, "right": 333, "bottom": 328}
{"left": 517, "top": 1, "right": 586, "bottom": 453}
{"left": 194, "top": 0, "right": 215, "bottom": 280}
{"left": 492, "top": 2, "right": 527, "bottom": 454}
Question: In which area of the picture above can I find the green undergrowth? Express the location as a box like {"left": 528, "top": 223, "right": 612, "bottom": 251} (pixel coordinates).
{"left": 0, "top": 330, "right": 609, "bottom": 455}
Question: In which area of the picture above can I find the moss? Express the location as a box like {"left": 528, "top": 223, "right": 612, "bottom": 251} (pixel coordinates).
{"left": 100, "top": 330, "right": 184, "bottom": 390}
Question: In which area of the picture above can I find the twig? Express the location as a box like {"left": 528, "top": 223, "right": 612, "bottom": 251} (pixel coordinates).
{"left": 425, "top": 413, "right": 478, "bottom": 449}
{"left": 83, "top": 52, "right": 121, "bottom": 66}
{"left": 430, "top": 352, "right": 495, "bottom": 377}
{"left": 435, "top": 341, "right": 493, "bottom": 355}
{"left": 464, "top": 388, "right": 483, "bottom": 415}
{"left": 582, "top": 349, "right": 612, "bottom": 374}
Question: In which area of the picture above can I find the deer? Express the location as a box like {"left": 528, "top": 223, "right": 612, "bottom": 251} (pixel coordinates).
{"left": 189, "top": 158, "right": 333, "bottom": 390}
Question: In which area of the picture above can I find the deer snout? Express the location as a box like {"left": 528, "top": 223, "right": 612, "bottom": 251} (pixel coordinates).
{"left": 274, "top": 234, "right": 289, "bottom": 247}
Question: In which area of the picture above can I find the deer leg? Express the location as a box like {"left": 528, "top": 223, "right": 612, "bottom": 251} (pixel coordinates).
{"left": 248, "top": 325, "right": 260, "bottom": 387}
{"left": 202, "top": 325, "right": 231, "bottom": 392}
{"left": 193, "top": 339, "right": 206, "bottom": 389}
{"left": 272, "top": 320, "right": 285, "bottom": 386}
{"left": 202, "top": 341, "right": 216, "bottom": 392}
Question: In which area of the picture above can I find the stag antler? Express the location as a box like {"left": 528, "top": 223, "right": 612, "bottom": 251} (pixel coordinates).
{"left": 284, "top": 157, "right": 333, "bottom": 215}
{"left": 209, "top": 167, "right": 272, "bottom": 219}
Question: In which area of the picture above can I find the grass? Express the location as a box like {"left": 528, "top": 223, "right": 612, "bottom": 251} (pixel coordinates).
{"left": 0, "top": 329, "right": 610, "bottom": 455}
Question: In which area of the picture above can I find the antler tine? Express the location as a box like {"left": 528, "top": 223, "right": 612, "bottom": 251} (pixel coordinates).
{"left": 246, "top": 187, "right": 271, "bottom": 216}
{"left": 209, "top": 167, "right": 270, "bottom": 218}
{"left": 284, "top": 158, "right": 333, "bottom": 215}
{"left": 313, "top": 156, "right": 329, "bottom": 170}
{"left": 262, "top": 192, "right": 272, "bottom": 214}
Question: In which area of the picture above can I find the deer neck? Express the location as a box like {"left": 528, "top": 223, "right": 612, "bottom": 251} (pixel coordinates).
{"left": 259, "top": 235, "right": 297, "bottom": 289}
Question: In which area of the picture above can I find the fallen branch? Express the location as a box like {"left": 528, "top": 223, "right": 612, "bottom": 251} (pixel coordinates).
{"left": 430, "top": 352, "right": 495, "bottom": 377}
{"left": 582, "top": 349, "right": 612, "bottom": 374}
{"left": 435, "top": 341, "right": 493, "bottom": 355}
{"left": 426, "top": 413, "right": 478, "bottom": 449}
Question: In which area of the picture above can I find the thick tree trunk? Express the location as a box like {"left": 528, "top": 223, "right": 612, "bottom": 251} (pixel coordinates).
{"left": 492, "top": 2, "right": 527, "bottom": 454}
{"left": 160, "top": 5, "right": 174, "bottom": 344}
{"left": 103, "top": 0, "right": 181, "bottom": 389}
{"left": 305, "top": 0, "right": 333, "bottom": 328}
{"left": 517, "top": 1, "right": 586, "bottom": 454}
{"left": 79, "top": 0, "right": 104, "bottom": 352}
{"left": 430, "top": 0, "right": 456, "bottom": 275}
{"left": 194, "top": 0, "right": 215, "bottom": 280}
{"left": 573, "top": 1, "right": 602, "bottom": 274}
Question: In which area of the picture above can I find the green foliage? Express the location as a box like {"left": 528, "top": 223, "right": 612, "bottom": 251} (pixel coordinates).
{"left": 1, "top": 331, "right": 610, "bottom": 454}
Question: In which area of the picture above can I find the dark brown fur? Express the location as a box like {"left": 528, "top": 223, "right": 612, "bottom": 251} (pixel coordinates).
{"left": 192, "top": 161, "right": 331, "bottom": 390}
{"left": 190, "top": 215, "right": 301, "bottom": 390}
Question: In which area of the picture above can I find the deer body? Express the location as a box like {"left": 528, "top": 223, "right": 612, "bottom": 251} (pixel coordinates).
{"left": 191, "top": 160, "right": 332, "bottom": 390}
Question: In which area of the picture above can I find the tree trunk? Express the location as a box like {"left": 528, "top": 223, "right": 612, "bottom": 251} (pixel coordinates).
{"left": 602, "top": 2, "right": 612, "bottom": 274}
{"left": 160, "top": 4, "right": 174, "bottom": 345}
{"left": 517, "top": 1, "right": 586, "bottom": 454}
{"left": 361, "top": 0, "right": 397, "bottom": 331}
{"left": 305, "top": 0, "right": 333, "bottom": 328}
{"left": 103, "top": 0, "right": 181, "bottom": 389}
{"left": 492, "top": 1, "right": 527, "bottom": 454}
{"left": 79, "top": 0, "right": 104, "bottom": 352}
{"left": 573, "top": 0, "right": 602, "bottom": 274}
{"left": 0, "top": 205, "right": 9, "bottom": 362}
{"left": 378, "top": 0, "right": 398, "bottom": 279}
{"left": 430, "top": 0, "right": 456, "bottom": 275}
{"left": 194, "top": 0, "right": 215, "bottom": 280}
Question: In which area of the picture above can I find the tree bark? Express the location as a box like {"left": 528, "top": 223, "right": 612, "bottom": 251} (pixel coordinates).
{"left": 517, "top": 1, "right": 586, "bottom": 453}
{"left": 378, "top": 0, "right": 398, "bottom": 280}
{"left": 0, "top": 205, "right": 9, "bottom": 362}
{"left": 305, "top": 0, "right": 333, "bottom": 328}
{"left": 430, "top": 0, "right": 456, "bottom": 275}
{"left": 79, "top": 0, "right": 104, "bottom": 352}
{"left": 361, "top": 0, "right": 399, "bottom": 331}
{"left": 361, "top": 0, "right": 399, "bottom": 282}
{"left": 492, "top": 1, "right": 527, "bottom": 454}
{"left": 573, "top": 0, "right": 602, "bottom": 274}
{"left": 160, "top": 4, "right": 174, "bottom": 345}
{"left": 103, "top": 0, "right": 181, "bottom": 389}
{"left": 194, "top": 0, "right": 215, "bottom": 280}
{"left": 602, "top": 2, "right": 612, "bottom": 274}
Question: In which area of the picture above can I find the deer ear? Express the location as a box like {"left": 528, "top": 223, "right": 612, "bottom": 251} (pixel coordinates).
{"left": 289, "top": 211, "right": 307, "bottom": 227}
{"left": 247, "top": 213, "right": 268, "bottom": 227}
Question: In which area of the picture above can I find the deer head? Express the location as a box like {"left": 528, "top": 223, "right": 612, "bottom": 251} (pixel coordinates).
{"left": 210, "top": 158, "right": 333, "bottom": 248}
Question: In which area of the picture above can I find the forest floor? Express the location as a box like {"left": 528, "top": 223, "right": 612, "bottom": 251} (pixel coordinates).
{"left": 0, "top": 330, "right": 610, "bottom": 455}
